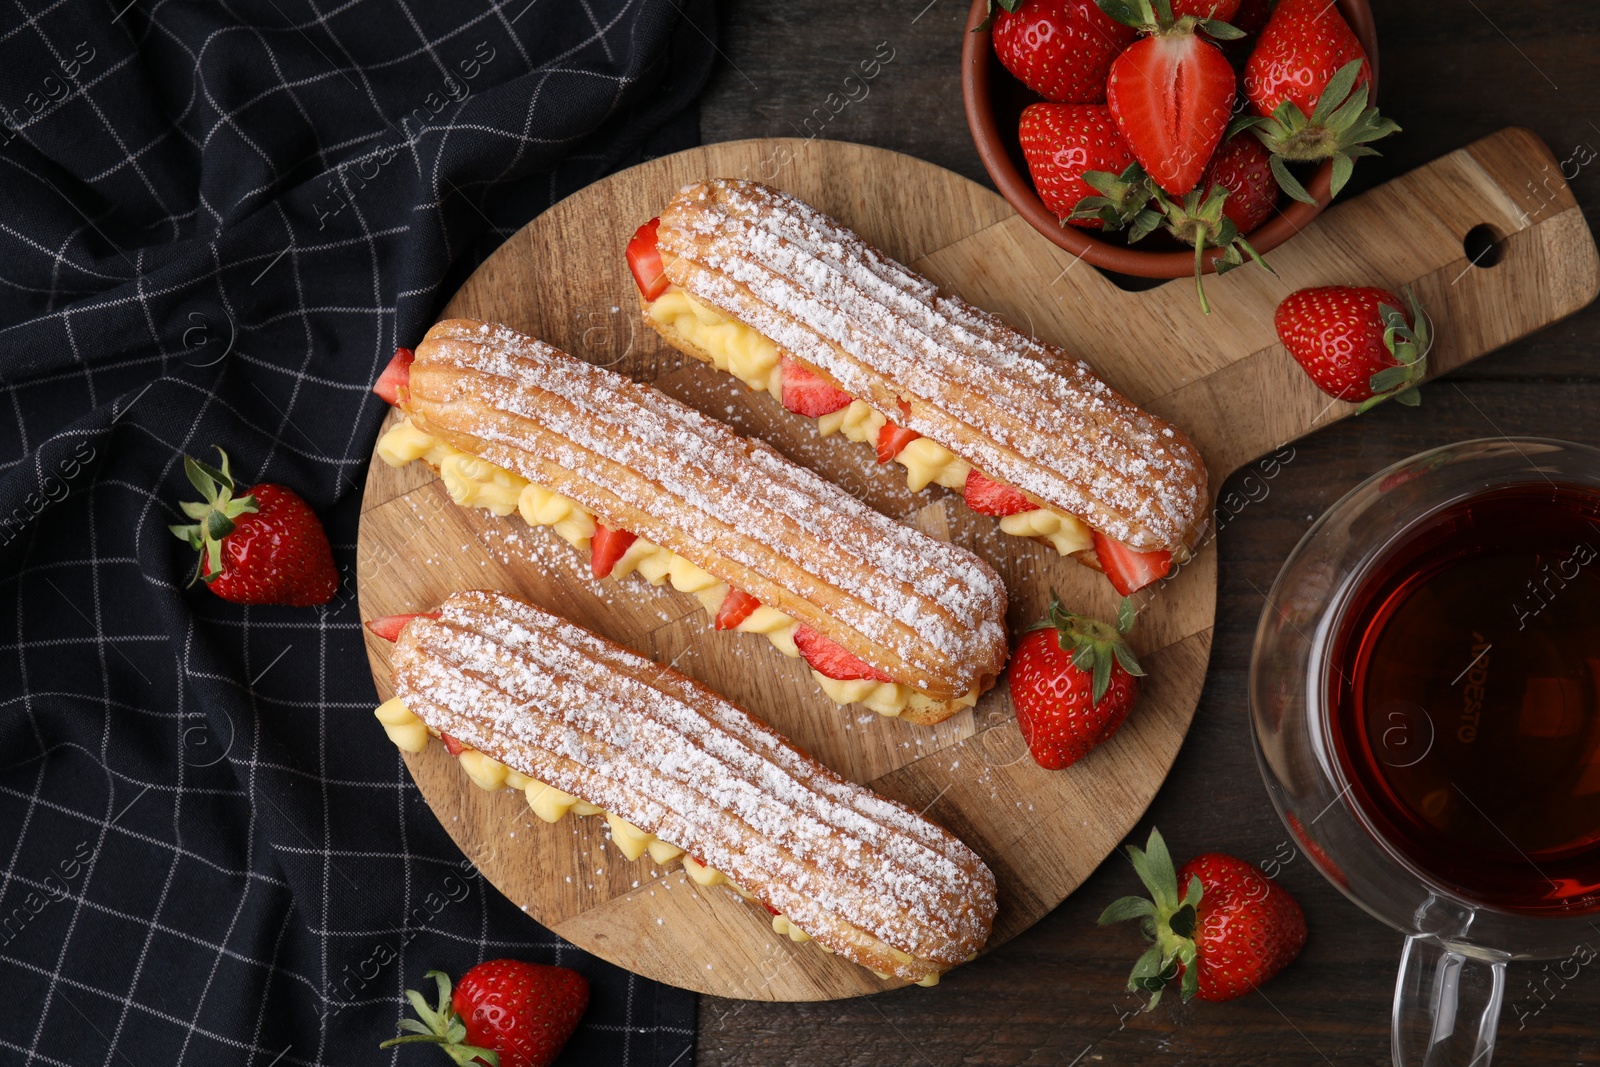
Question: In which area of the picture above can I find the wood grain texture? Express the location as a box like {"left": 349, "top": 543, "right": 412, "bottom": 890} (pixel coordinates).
{"left": 690, "top": 2, "right": 1600, "bottom": 1061}
{"left": 357, "top": 131, "right": 1596, "bottom": 1003}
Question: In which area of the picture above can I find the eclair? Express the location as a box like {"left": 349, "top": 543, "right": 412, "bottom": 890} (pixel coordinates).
{"left": 371, "top": 319, "right": 1007, "bottom": 724}
{"left": 370, "top": 590, "right": 998, "bottom": 986}
{"left": 627, "top": 178, "right": 1210, "bottom": 596}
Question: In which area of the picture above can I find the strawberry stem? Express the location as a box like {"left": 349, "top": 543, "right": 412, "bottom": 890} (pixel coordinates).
{"left": 1099, "top": 827, "right": 1203, "bottom": 1008}
{"left": 1249, "top": 60, "right": 1400, "bottom": 200}
{"left": 167, "top": 447, "right": 259, "bottom": 587}
{"left": 1357, "top": 286, "right": 1431, "bottom": 413}
{"left": 379, "top": 970, "right": 500, "bottom": 1066}
{"left": 1152, "top": 173, "right": 1275, "bottom": 314}
{"left": 1026, "top": 593, "right": 1144, "bottom": 703}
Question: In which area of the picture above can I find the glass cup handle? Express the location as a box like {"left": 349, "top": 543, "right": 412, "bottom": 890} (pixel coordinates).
{"left": 1392, "top": 935, "right": 1507, "bottom": 1067}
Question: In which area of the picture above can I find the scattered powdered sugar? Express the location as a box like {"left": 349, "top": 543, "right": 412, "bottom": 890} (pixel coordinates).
{"left": 656, "top": 179, "right": 1209, "bottom": 551}
{"left": 392, "top": 591, "right": 997, "bottom": 969}
{"left": 411, "top": 319, "right": 1007, "bottom": 692}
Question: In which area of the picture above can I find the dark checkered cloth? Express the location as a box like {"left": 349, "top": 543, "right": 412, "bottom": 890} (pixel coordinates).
{"left": 0, "top": 2, "right": 715, "bottom": 1064}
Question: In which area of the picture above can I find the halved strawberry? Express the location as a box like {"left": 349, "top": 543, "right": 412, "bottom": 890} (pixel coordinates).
{"left": 364, "top": 611, "right": 440, "bottom": 641}
{"left": 590, "top": 524, "right": 638, "bottom": 579}
{"left": 964, "top": 469, "right": 1038, "bottom": 516}
{"left": 373, "top": 347, "right": 414, "bottom": 405}
{"left": 792, "top": 624, "right": 896, "bottom": 684}
{"left": 627, "top": 218, "right": 670, "bottom": 301}
{"left": 780, "top": 356, "right": 852, "bottom": 417}
{"left": 715, "top": 588, "right": 761, "bottom": 630}
{"left": 441, "top": 733, "right": 467, "bottom": 757}
{"left": 1092, "top": 530, "right": 1173, "bottom": 596}
{"left": 1102, "top": 12, "right": 1239, "bottom": 197}
{"left": 876, "top": 421, "right": 920, "bottom": 463}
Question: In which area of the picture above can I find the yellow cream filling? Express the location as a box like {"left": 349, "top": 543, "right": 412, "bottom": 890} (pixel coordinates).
{"left": 645, "top": 290, "right": 1094, "bottom": 558}
{"left": 376, "top": 417, "right": 953, "bottom": 717}
{"left": 647, "top": 289, "right": 785, "bottom": 402}
{"left": 377, "top": 697, "right": 950, "bottom": 981}
{"left": 999, "top": 507, "right": 1094, "bottom": 556}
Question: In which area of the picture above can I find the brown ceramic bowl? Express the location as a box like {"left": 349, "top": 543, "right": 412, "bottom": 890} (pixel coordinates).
{"left": 962, "top": 0, "right": 1380, "bottom": 278}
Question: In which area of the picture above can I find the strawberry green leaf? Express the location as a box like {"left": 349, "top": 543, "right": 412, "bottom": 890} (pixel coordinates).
{"left": 184, "top": 455, "right": 221, "bottom": 501}
{"left": 381, "top": 971, "right": 501, "bottom": 1066}
{"left": 1330, "top": 153, "right": 1355, "bottom": 198}
{"left": 1093, "top": 0, "right": 1144, "bottom": 28}
{"left": 1099, "top": 896, "right": 1158, "bottom": 925}
{"left": 1091, "top": 651, "right": 1112, "bottom": 704}
{"left": 1309, "top": 60, "right": 1362, "bottom": 127}
{"left": 1181, "top": 951, "right": 1200, "bottom": 1000}
{"left": 1142, "top": 829, "right": 1177, "bottom": 903}
{"left": 1168, "top": 903, "right": 1197, "bottom": 938}
{"left": 1117, "top": 597, "right": 1136, "bottom": 634}
{"left": 1367, "top": 365, "right": 1413, "bottom": 394}
{"left": 1128, "top": 208, "right": 1164, "bottom": 244}
{"left": 1226, "top": 114, "right": 1267, "bottom": 141}
{"left": 1111, "top": 642, "right": 1145, "bottom": 678}
{"left": 1393, "top": 387, "right": 1423, "bottom": 407}
{"left": 204, "top": 510, "right": 235, "bottom": 544}
{"left": 1238, "top": 236, "right": 1273, "bottom": 274}
{"left": 1269, "top": 155, "right": 1318, "bottom": 206}
{"left": 1128, "top": 942, "right": 1165, "bottom": 982}
{"left": 1197, "top": 17, "right": 1245, "bottom": 39}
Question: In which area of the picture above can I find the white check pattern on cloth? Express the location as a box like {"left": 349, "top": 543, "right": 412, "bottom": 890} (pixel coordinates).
{"left": 0, "top": 1, "right": 714, "bottom": 1063}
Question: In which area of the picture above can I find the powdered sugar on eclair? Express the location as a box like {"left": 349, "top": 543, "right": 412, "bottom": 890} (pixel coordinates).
{"left": 391, "top": 591, "right": 997, "bottom": 981}
{"left": 407, "top": 319, "right": 1007, "bottom": 699}
{"left": 654, "top": 179, "right": 1209, "bottom": 555}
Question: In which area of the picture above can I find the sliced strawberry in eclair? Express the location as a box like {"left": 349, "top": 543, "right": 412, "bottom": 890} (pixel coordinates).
{"left": 630, "top": 179, "right": 1209, "bottom": 595}
{"left": 370, "top": 318, "right": 1008, "bottom": 725}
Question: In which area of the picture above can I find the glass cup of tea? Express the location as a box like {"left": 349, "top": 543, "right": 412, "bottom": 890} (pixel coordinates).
{"left": 1249, "top": 437, "right": 1600, "bottom": 1066}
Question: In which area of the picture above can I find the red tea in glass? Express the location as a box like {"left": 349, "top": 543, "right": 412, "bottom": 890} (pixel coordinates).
{"left": 1328, "top": 482, "right": 1600, "bottom": 913}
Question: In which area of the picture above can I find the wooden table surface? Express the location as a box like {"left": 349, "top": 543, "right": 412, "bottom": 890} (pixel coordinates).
{"left": 689, "top": 2, "right": 1600, "bottom": 1064}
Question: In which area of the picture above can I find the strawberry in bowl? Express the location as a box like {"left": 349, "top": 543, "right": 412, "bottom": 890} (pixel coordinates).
{"left": 964, "top": 0, "right": 1393, "bottom": 302}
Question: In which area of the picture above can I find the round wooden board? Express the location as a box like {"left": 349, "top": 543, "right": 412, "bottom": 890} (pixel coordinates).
{"left": 357, "top": 131, "right": 1599, "bottom": 1000}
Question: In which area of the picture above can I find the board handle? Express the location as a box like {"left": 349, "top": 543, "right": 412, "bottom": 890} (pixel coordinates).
{"left": 1157, "top": 127, "right": 1600, "bottom": 478}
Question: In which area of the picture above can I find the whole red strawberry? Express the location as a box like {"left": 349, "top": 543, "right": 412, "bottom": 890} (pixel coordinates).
{"left": 1239, "top": 0, "right": 1398, "bottom": 202}
{"left": 1019, "top": 103, "right": 1147, "bottom": 228}
{"left": 382, "top": 961, "right": 589, "bottom": 1067}
{"left": 168, "top": 448, "right": 337, "bottom": 606}
{"left": 991, "top": 0, "right": 1137, "bottom": 105}
{"left": 1276, "top": 285, "right": 1430, "bottom": 410}
{"left": 1245, "top": 0, "right": 1366, "bottom": 118}
{"left": 1099, "top": 828, "right": 1307, "bottom": 1005}
{"left": 1181, "top": 851, "right": 1307, "bottom": 1000}
{"left": 1009, "top": 596, "right": 1144, "bottom": 770}
{"left": 1098, "top": 0, "right": 1243, "bottom": 196}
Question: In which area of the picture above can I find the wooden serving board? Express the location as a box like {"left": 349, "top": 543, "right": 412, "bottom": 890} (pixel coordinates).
{"left": 357, "top": 128, "right": 1598, "bottom": 1000}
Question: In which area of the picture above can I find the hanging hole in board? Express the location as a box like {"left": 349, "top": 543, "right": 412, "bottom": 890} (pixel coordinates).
{"left": 1462, "top": 224, "right": 1504, "bottom": 270}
